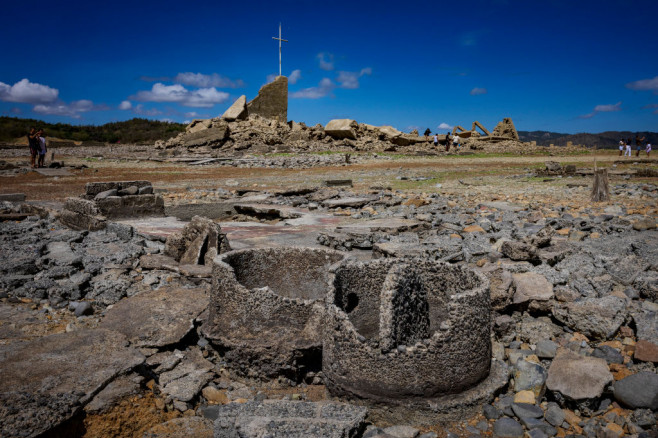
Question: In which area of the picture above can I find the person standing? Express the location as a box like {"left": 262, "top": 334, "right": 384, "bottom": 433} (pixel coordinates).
{"left": 635, "top": 135, "right": 645, "bottom": 157}
{"left": 37, "top": 129, "right": 47, "bottom": 168}
{"left": 453, "top": 133, "right": 460, "bottom": 150}
{"left": 27, "top": 127, "right": 39, "bottom": 168}
{"left": 445, "top": 132, "right": 451, "bottom": 152}
{"left": 433, "top": 133, "right": 439, "bottom": 148}
{"left": 618, "top": 138, "right": 624, "bottom": 156}
{"left": 646, "top": 143, "right": 652, "bottom": 157}
{"left": 625, "top": 138, "right": 632, "bottom": 157}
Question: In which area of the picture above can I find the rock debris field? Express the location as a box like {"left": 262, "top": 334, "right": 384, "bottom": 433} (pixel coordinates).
{"left": 0, "top": 149, "right": 657, "bottom": 438}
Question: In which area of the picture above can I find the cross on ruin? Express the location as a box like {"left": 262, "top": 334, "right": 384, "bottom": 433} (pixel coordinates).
{"left": 272, "top": 22, "right": 288, "bottom": 77}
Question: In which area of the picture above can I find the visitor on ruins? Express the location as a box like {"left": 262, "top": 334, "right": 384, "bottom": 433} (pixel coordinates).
{"left": 635, "top": 135, "right": 645, "bottom": 157}
{"left": 27, "top": 127, "right": 39, "bottom": 168}
{"left": 37, "top": 130, "right": 46, "bottom": 168}
{"left": 646, "top": 143, "right": 652, "bottom": 157}
{"left": 433, "top": 134, "right": 439, "bottom": 148}
{"left": 619, "top": 139, "right": 624, "bottom": 156}
{"left": 424, "top": 128, "right": 431, "bottom": 139}
{"left": 445, "top": 132, "right": 451, "bottom": 151}
{"left": 625, "top": 139, "right": 632, "bottom": 157}
{"left": 453, "top": 133, "right": 460, "bottom": 150}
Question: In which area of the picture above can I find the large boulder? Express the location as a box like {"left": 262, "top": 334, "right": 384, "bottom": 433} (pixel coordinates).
{"left": 247, "top": 76, "right": 288, "bottom": 122}
{"left": 222, "top": 95, "right": 248, "bottom": 121}
{"left": 182, "top": 123, "right": 229, "bottom": 148}
{"left": 325, "top": 119, "right": 358, "bottom": 140}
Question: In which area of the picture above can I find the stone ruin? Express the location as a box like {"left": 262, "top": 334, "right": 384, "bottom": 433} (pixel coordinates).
{"left": 492, "top": 117, "right": 519, "bottom": 140}
{"left": 323, "top": 258, "right": 508, "bottom": 421}
{"left": 59, "top": 180, "right": 164, "bottom": 231}
{"left": 155, "top": 73, "right": 528, "bottom": 155}
{"left": 164, "top": 215, "right": 231, "bottom": 266}
{"left": 199, "top": 248, "right": 508, "bottom": 421}
{"left": 202, "top": 247, "right": 347, "bottom": 379}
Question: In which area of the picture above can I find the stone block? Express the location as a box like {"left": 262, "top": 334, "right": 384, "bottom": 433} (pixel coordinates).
{"left": 325, "top": 119, "right": 358, "bottom": 140}
{"left": 222, "top": 95, "right": 248, "bottom": 121}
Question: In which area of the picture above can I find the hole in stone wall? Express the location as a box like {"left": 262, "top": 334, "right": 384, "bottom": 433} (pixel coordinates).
{"left": 345, "top": 293, "right": 359, "bottom": 313}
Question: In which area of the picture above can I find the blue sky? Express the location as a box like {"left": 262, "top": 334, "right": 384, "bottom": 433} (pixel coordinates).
{"left": 1, "top": 0, "right": 657, "bottom": 134}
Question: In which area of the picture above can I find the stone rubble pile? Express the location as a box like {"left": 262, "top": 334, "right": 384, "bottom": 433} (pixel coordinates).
{"left": 156, "top": 112, "right": 541, "bottom": 156}
{"left": 0, "top": 178, "right": 656, "bottom": 438}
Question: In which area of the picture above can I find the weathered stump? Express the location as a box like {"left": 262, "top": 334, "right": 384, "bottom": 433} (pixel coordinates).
{"left": 591, "top": 168, "right": 610, "bottom": 202}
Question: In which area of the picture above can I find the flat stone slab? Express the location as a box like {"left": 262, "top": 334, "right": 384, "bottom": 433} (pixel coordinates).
{"left": 0, "top": 193, "right": 26, "bottom": 202}
{"left": 139, "top": 254, "right": 180, "bottom": 271}
{"left": 213, "top": 400, "right": 367, "bottom": 438}
{"left": 100, "top": 287, "right": 209, "bottom": 348}
{"left": 479, "top": 201, "right": 525, "bottom": 212}
{"left": 323, "top": 197, "right": 373, "bottom": 208}
{"left": 0, "top": 328, "right": 144, "bottom": 438}
{"left": 335, "top": 218, "right": 423, "bottom": 233}
{"left": 34, "top": 167, "right": 73, "bottom": 176}
{"left": 159, "top": 348, "right": 214, "bottom": 402}
{"left": 234, "top": 203, "right": 303, "bottom": 219}
{"left": 546, "top": 349, "right": 612, "bottom": 401}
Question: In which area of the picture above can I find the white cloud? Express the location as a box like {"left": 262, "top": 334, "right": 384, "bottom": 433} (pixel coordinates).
{"left": 470, "top": 87, "right": 487, "bottom": 95}
{"left": 289, "top": 69, "right": 302, "bottom": 85}
{"left": 626, "top": 76, "right": 658, "bottom": 93}
{"left": 184, "top": 111, "right": 199, "bottom": 118}
{"left": 317, "top": 53, "right": 334, "bottom": 71}
{"left": 579, "top": 101, "right": 622, "bottom": 119}
{"left": 173, "top": 72, "right": 245, "bottom": 88}
{"left": 33, "top": 99, "right": 96, "bottom": 118}
{"left": 133, "top": 83, "right": 229, "bottom": 107}
{"left": 438, "top": 122, "right": 454, "bottom": 130}
{"left": 160, "top": 118, "right": 175, "bottom": 123}
{"left": 593, "top": 101, "right": 621, "bottom": 112}
{"left": 336, "top": 68, "right": 372, "bottom": 89}
{"left": 0, "top": 78, "right": 59, "bottom": 104}
{"left": 133, "top": 104, "right": 162, "bottom": 116}
{"left": 118, "top": 100, "right": 132, "bottom": 110}
{"left": 290, "top": 78, "right": 335, "bottom": 99}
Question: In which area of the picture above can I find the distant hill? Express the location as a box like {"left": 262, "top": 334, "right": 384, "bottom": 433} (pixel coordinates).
{"left": 0, "top": 117, "right": 186, "bottom": 144}
{"left": 518, "top": 130, "right": 658, "bottom": 149}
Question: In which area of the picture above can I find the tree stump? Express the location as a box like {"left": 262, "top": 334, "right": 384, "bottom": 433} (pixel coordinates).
{"left": 591, "top": 168, "right": 610, "bottom": 202}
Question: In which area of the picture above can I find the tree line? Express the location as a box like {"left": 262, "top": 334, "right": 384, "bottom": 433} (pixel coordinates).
{"left": 0, "top": 117, "right": 186, "bottom": 144}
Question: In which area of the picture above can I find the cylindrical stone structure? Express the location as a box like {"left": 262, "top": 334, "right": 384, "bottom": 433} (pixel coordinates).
{"left": 323, "top": 258, "right": 491, "bottom": 401}
{"left": 202, "top": 247, "right": 347, "bottom": 378}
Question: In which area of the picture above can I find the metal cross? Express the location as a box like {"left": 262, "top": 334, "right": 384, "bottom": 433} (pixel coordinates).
{"left": 272, "top": 23, "right": 288, "bottom": 77}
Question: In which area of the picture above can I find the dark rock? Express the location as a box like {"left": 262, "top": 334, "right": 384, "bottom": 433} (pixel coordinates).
{"left": 493, "top": 417, "right": 524, "bottom": 438}
{"left": 501, "top": 241, "right": 538, "bottom": 261}
{"left": 613, "top": 372, "right": 658, "bottom": 410}
{"left": 544, "top": 402, "right": 565, "bottom": 427}
{"left": 483, "top": 404, "right": 502, "bottom": 420}
{"left": 512, "top": 402, "right": 544, "bottom": 419}
{"left": 74, "top": 301, "right": 93, "bottom": 317}
{"left": 591, "top": 345, "right": 623, "bottom": 364}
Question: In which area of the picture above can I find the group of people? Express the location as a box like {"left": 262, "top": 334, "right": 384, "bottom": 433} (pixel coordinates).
{"left": 619, "top": 135, "right": 651, "bottom": 158}
{"left": 27, "top": 127, "right": 47, "bottom": 168}
{"left": 432, "top": 132, "right": 459, "bottom": 152}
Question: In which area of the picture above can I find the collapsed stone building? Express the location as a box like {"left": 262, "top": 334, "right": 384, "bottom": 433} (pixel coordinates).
{"left": 156, "top": 75, "right": 525, "bottom": 156}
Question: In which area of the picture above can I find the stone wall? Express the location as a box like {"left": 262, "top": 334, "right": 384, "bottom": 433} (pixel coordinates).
{"left": 247, "top": 76, "right": 288, "bottom": 123}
